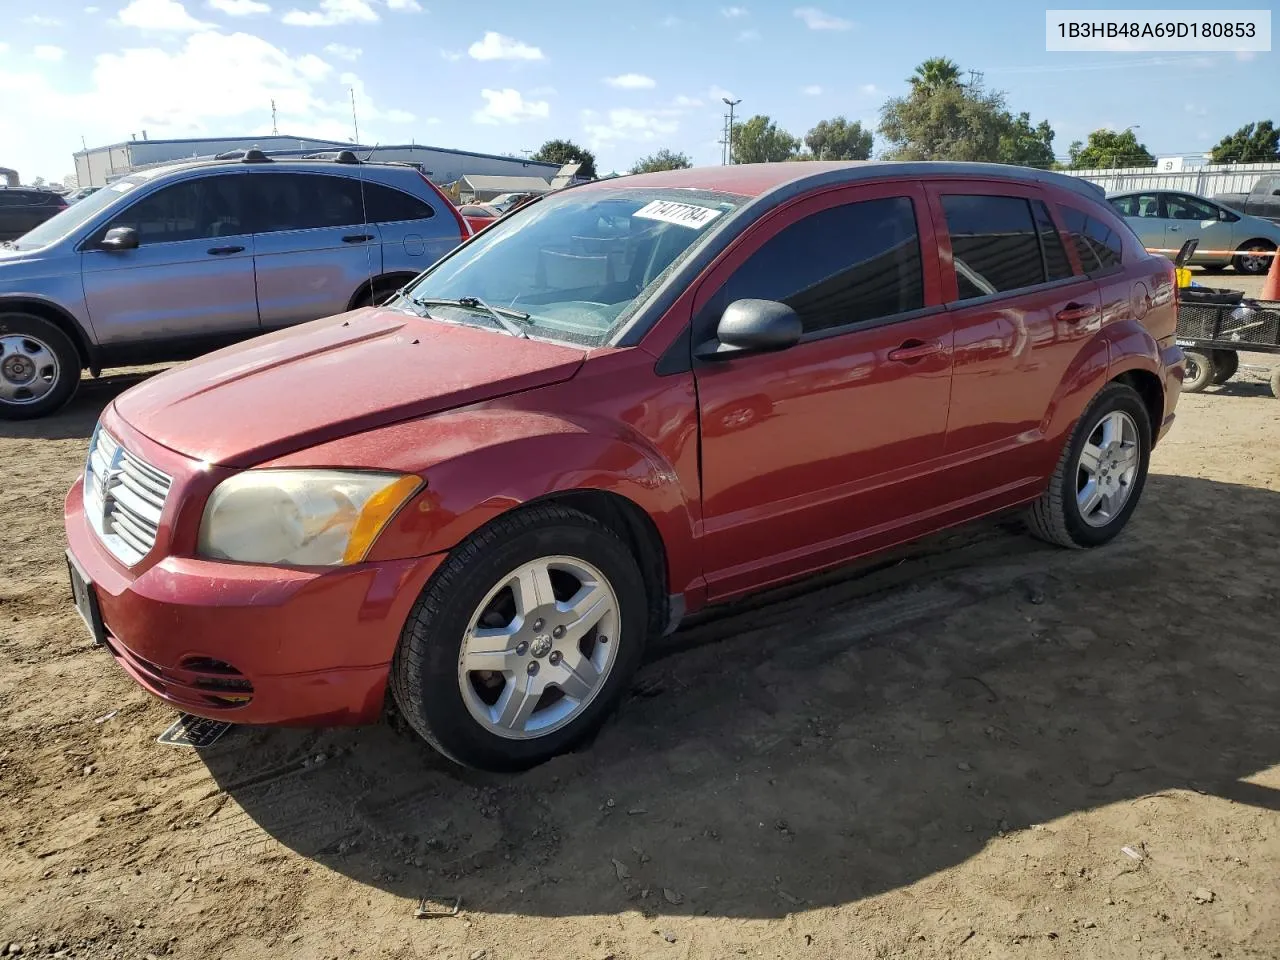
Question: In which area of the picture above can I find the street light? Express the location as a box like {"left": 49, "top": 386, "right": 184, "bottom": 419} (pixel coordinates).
{"left": 722, "top": 97, "right": 742, "bottom": 164}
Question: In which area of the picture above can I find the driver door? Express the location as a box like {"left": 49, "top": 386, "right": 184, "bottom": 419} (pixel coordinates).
{"left": 690, "top": 182, "right": 954, "bottom": 601}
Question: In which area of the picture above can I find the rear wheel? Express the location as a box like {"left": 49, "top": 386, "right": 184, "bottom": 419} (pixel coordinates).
{"left": 1232, "top": 241, "right": 1275, "bottom": 275}
{"left": 1211, "top": 350, "right": 1239, "bottom": 385}
{"left": 1026, "top": 383, "right": 1151, "bottom": 549}
{"left": 1181, "top": 350, "right": 1215, "bottom": 393}
{"left": 390, "top": 504, "right": 648, "bottom": 770}
{"left": 0, "top": 313, "right": 81, "bottom": 420}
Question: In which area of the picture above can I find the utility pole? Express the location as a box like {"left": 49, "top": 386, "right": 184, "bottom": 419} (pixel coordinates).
{"left": 350, "top": 87, "right": 360, "bottom": 144}
{"left": 722, "top": 97, "right": 741, "bottom": 164}
{"left": 270, "top": 99, "right": 278, "bottom": 135}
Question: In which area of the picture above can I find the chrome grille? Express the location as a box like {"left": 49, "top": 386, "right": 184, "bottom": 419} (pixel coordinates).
{"left": 83, "top": 425, "right": 172, "bottom": 566}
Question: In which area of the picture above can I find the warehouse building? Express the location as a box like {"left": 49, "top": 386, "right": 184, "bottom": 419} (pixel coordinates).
{"left": 73, "top": 134, "right": 563, "bottom": 188}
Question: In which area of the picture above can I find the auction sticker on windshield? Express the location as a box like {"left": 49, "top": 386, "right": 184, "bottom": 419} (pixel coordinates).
{"left": 634, "top": 200, "right": 723, "bottom": 229}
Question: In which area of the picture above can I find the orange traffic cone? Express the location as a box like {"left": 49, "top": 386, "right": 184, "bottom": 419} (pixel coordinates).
{"left": 1261, "top": 244, "right": 1280, "bottom": 302}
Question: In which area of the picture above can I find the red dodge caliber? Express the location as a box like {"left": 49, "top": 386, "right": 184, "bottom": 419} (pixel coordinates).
{"left": 64, "top": 162, "right": 1185, "bottom": 770}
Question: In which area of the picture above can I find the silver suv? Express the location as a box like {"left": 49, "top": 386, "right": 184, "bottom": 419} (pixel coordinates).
{"left": 0, "top": 152, "right": 469, "bottom": 419}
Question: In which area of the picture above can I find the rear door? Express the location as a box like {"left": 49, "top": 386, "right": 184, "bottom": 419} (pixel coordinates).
{"left": 246, "top": 171, "right": 384, "bottom": 330}
{"left": 363, "top": 178, "right": 458, "bottom": 278}
{"left": 81, "top": 171, "right": 259, "bottom": 353}
{"left": 925, "top": 182, "right": 1100, "bottom": 491}
{"left": 690, "top": 182, "right": 955, "bottom": 599}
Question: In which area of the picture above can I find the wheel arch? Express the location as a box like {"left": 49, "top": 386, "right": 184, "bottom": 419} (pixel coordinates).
{"left": 1110, "top": 367, "right": 1164, "bottom": 443}
{"left": 0, "top": 296, "right": 95, "bottom": 371}
{"left": 347, "top": 272, "right": 420, "bottom": 311}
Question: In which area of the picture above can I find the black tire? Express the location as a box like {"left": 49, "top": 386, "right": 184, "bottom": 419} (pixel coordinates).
{"left": 1270, "top": 366, "right": 1280, "bottom": 400}
{"left": 390, "top": 504, "right": 648, "bottom": 771}
{"left": 1211, "top": 350, "right": 1239, "bottom": 385}
{"left": 0, "top": 312, "right": 82, "bottom": 420}
{"left": 351, "top": 277, "right": 408, "bottom": 310}
{"left": 1181, "top": 350, "right": 1215, "bottom": 393}
{"left": 1026, "top": 382, "right": 1152, "bottom": 550}
{"left": 1231, "top": 241, "right": 1275, "bottom": 275}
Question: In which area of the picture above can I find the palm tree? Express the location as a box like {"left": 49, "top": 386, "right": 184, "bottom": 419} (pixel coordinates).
{"left": 909, "top": 57, "right": 962, "bottom": 92}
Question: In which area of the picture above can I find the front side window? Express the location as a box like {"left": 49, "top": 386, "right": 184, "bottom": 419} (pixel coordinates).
{"left": 1109, "top": 194, "right": 1160, "bottom": 218}
{"left": 1164, "top": 193, "right": 1219, "bottom": 221}
{"left": 13, "top": 178, "right": 144, "bottom": 250}
{"left": 403, "top": 187, "right": 745, "bottom": 346}
{"left": 102, "top": 175, "right": 246, "bottom": 246}
{"left": 941, "top": 194, "right": 1045, "bottom": 300}
{"left": 704, "top": 196, "right": 924, "bottom": 335}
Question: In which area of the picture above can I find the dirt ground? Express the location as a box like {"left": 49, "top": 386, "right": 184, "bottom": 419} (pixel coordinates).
{"left": 2, "top": 274, "right": 1279, "bottom": 960}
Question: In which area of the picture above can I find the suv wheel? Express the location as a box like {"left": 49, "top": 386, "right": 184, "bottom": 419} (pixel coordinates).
{"left": 1026, "top": 382, "right": 1152, "bottom": 549}
{"left": 390, "top": 504, "right": 647, "bottom": 770}
{"left": 0, "top": 313, "right": 81, "bottom": 420}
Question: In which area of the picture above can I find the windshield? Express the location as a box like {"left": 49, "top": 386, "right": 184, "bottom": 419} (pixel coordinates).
{"left": 402, "top": 187, "right": 744, "bottom": 346}
{"left": 12, "top": 178, "right": 144, "bottom": 249}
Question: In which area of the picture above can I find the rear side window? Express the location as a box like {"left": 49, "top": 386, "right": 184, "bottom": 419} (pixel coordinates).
{"left": 1033, "top": 200, "right": 1073, "bottom": 281}
{"left": 361, "top": 181, "right": 435, "bottom": 222}
{"left": 249, "top": 174, "right": 434, "bottom": 231}
{"left": 1059, "top": 206, "right": 1124, "bottom": 272}
{"left": 1109, "top": 194, "right": 1160, "bottom": 218}
{"left": 708, "top": 196, "right": 924, "bottom": 335}
{"left": 941, "top": 195, "right": 1044, "bottom": 300}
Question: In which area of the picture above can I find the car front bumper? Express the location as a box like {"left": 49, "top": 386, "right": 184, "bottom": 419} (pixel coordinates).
{"left": 64, "top": 476, "right": 445, "bottom": 726}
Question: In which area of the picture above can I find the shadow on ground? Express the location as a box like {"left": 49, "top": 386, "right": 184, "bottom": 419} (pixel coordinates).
{"left": 0, "top": 370, "right": 159, "bottom": 441}
{"left": 196, "top": 472, "right": 1280, "bottom": 920}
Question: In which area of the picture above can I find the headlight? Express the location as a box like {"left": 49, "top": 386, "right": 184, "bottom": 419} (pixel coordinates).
{"left": 198, "top": 470, "right": 422, "bottom": 566}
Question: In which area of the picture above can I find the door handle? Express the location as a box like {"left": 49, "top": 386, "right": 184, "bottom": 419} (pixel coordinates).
{"left": 207, "top": 245, "right": 244, "bottom": 255}
{"left": 1168, "top": 225, "right": 1181, "bottom": 232}
{"left": 342, "top": 233, "right": 374, "bottom": 243}
{"left": 886, "top": 339, "right": 943, "bottom": 363}
{"left": 1054, "top": 302, "right": 1097, "bottom": 323}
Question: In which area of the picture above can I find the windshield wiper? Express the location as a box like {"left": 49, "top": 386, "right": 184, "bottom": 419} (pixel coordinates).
{"left": 409, "top": 296, "right": 529, "bottom": 338}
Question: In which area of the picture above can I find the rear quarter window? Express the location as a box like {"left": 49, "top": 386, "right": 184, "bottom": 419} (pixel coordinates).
{"left": 1058, "top": 204, "right": 1125, "bottom": 274}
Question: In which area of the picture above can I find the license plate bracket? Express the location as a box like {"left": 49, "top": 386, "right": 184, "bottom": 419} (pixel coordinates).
{"left": 66, "top": 551, "right": 106, "bottom": 646}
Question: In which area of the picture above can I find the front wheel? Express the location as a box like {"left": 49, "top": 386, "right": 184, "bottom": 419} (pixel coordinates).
{"left": 1232, "top": 241, "right": 1275, "bottom": 276}
{"left": 390, "top": 504, "right": 648, "bottom": 770}
{"left": 1026, "top": 383, "right": 1152, "bottom": 549}
{"left": 0, "top": 313, "right": 82, "bottom": 420}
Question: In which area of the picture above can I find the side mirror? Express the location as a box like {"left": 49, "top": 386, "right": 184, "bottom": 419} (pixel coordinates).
{"left": 696, "top": 299, "right": 802, "bottom": 360}
{"left": 99, "top": 226, "right": 139, "bottom": 251}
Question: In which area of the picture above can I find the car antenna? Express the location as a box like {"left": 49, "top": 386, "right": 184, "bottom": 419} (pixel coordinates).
{"left": 353, "top": 142, "right": 379, "bottom": 308}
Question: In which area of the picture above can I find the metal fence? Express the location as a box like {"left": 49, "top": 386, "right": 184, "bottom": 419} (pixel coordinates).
{"left": 1067, "top": 161, "right": 1280, "bottom": 197}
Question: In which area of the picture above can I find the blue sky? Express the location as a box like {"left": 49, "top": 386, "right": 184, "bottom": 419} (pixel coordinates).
{"left": 0, "top": 0, "right": 1274, "bottom": 183}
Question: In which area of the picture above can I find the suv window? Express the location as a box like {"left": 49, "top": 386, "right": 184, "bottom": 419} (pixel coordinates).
{"left": 1033, "top": 200, "right": 1073, "bottom": 282}
{"left": 705, "top": 196, "right": 924, "bottom": 335}
{"left": 1164, "top": 193, "right": 1218, "bottom": 221}
{"left": 103, "top": 175, "right": 247, "bottom": 245}
{"left": 0, "top": 191, "right": 40, "bottom": 207}
{"left": 1058, "top": 206, "right": 1125, "bottom": 273}
{"left": 248, "top": 173, "right": 432, "bottom": 232}
{"left": 1109, "top": 194, "right": 1160, "bottom": 218}
{"left": 941, "top": 195, "right": 1045, "bottom": 300}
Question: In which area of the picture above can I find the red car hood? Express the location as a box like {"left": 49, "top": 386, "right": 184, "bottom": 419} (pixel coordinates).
{"left": 113, "top": 307, "right": 586, "bottom": 468}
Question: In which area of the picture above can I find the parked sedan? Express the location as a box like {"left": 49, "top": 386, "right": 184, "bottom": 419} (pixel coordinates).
{"left": 0, "top": 187, "right": 67, "bottom": 242}
{"left": 1108, "top": 189, "right": 1280, "bottom": 274}
{"left": 457, "top": 202, "right": 500, "bottom": 234}
{"left": 65, "top": 161, "right": 1184, "bottom": 770}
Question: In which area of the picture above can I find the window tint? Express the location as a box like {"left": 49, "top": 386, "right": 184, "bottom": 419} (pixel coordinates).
{"left": 1109, "top": 194, "right": 1160, "bottom": 218}
{"left": 941, "top": 195, "right": 1045, "bottom": 300}
{"left": 105, "top": 176, "right": 246, "bottom": 245}
{"left": 1033, "top": 200, "right": 1073, "bottom": 281}
{"left": 361, "top": 181, "right": 434, "bottom": 222}
{"left": 1164, "top": 193, "right": 1218, "bottom": 221}
{"left": 707, "top": 196, "right": 924, "bottom": 335}
{"left": 1058, "top": 205, "right": 1124, "bottom": 273}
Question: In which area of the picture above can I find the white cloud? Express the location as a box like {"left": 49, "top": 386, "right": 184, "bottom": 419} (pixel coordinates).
{"left": 116, "top": 0, "right": 212, "bottom": 30}
{"left": 737, "top": 28, "right": 759, "bottom": 41}
{"left": 583, "top": 106, "right": 681, "bottom": 147}
{"left": 468, "top": 31, "right": 544, "bottom": 61}
{"left": 209, "top": 0, "right": 271, "bottom": 14}
{"left": 472, "top": 88, "right": 549, "bottom": 124}
{"left": 860, "top": 83, "right": 878, "bottom": 95}
{"left": 281, "top": 0, "right": 377, "bottom": 26}
{"left": 34, "top": 45, "right": 66, "bottom": 62}
{"left": 802, "top": 84, "right": 822, "bottom": 96}
{"left": 721, "top": 5, "right": 747, "bottom": 16}
{"left": 386, "top": 0, "right": 421, "bottom": 9}
{"left": 440, "top": 48, "right": 462, "bottom": 61}
{"left": 24, "top": 14, "right": 64, "bottom": 26}
{"left": 708, "top": 85, "right": 736, "bottom": 101}
{"left": 324, "top": 42, "right": 361, "bottom": 60}
{"left": 794, "top": 6, "right": 852, "bottom": 30}
{"left": 605, "top": 73, "right": 656, "bottom": 90}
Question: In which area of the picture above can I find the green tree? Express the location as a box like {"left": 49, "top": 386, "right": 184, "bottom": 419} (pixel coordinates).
{"left": 1209, "top": 121, "right": 1279, "bottom": 163}
{"left": 909, "top": 56, "right": 962, "bottom": 93}
{"left": 803, "top": 117, "right": 873, "bottom": 160}
{"left": 731, "top": 115, "right": 801, "bottom": 164}
{"left": 629, "top": 148, "right": 693, "bottom": 174}
{"left": 1067, "top": 129, "right": 1155, "bottom": 169}
{"left": 999, "top": 112, "right": 1055, "bottom": 168}
{"left": 531, "top": 139, "right": 598, "bottom": 179}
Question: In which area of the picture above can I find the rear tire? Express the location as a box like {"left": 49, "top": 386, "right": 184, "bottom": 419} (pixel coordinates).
{"left": 1232, "top": 241, "right": 1275, "bottom": 275}
{"left": 0, "top": 313, "right": 82, "bottom": 420}
{"left": 1026, "top": 382, "right": 1152, "bottom": 549}
{"left": 1181, "top": 350, "right": 1215, "bottom": 393}
{"left": 390, "top": 504, "right": 648, "bottom": 771}
{"left": 1211, "top": 350, "right": 1239, "bottom": 385}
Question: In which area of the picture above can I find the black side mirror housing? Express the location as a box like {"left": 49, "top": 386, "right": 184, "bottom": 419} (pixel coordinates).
{"left": 100, "top": 226, "right": 139, "bottom": 251}
{"left": 696, "top": 299, "right": 802, "bottom": 360}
